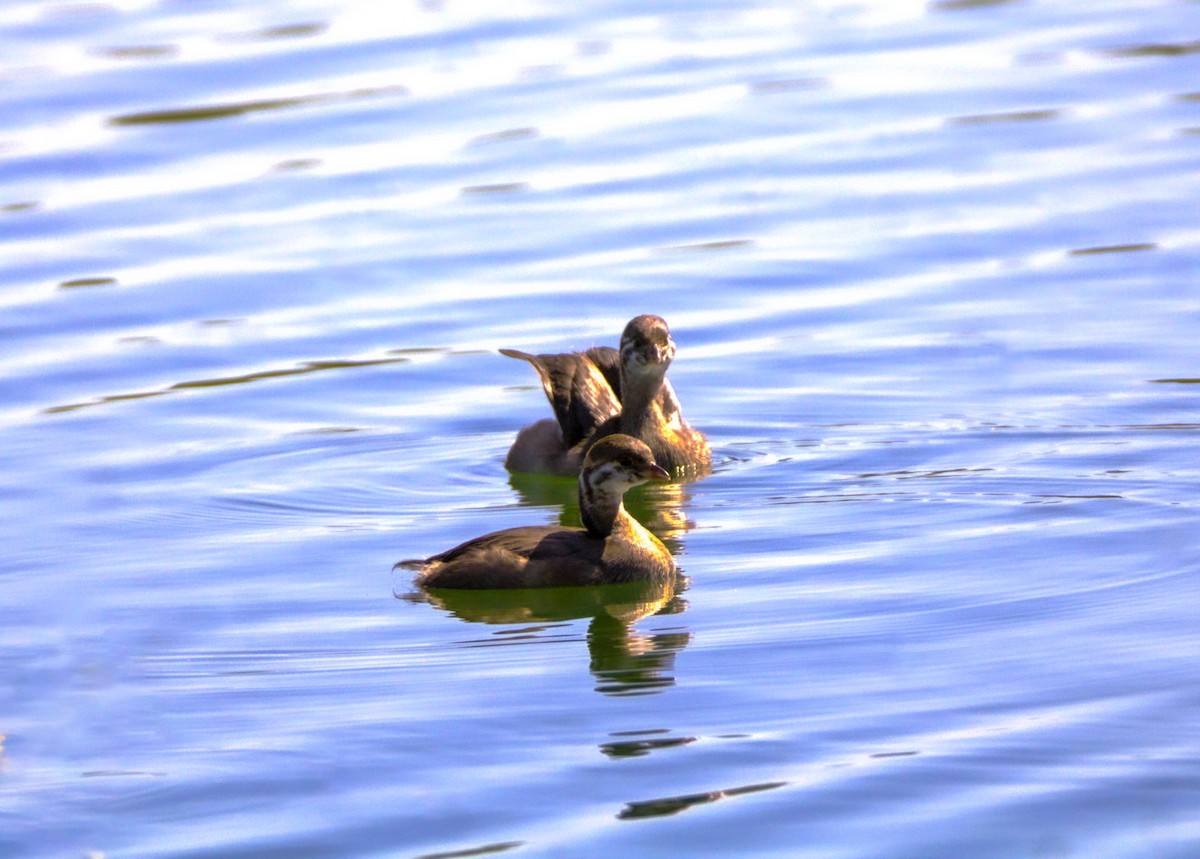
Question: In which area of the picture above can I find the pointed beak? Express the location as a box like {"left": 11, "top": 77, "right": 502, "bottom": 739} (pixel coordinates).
{"left": 643, "top": 462, "right": 671, "bottom": 482}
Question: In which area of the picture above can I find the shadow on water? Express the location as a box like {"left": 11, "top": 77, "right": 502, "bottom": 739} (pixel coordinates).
{"left": 401, "top": 577, "right": 691, "bottom": 697}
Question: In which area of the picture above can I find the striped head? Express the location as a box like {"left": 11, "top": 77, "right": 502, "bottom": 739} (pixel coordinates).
{"left": 581, "top": 434, "right": 670, "bottom": 498}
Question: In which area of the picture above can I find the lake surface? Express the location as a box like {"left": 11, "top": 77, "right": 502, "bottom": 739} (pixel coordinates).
{"left": 3, "top": 0, "right": 1200, "bottom": 856}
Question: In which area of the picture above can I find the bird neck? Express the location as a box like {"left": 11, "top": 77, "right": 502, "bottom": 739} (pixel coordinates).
{"left": 579, "top": 479, "right": 625, "bottom": 537}
{"left": 619, "top": 368, "right": 666, "bottom": 431}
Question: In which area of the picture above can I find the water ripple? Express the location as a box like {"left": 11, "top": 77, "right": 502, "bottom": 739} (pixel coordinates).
{"left": 4, "top": 2, "right": 1200, "bottom": 858}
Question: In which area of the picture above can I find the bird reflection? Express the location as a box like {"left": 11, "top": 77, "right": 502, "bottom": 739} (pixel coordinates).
{"left": 588, "top": 596, "right": 690, "bottom": 697}
{"left": 397, "top": 460, "right": 695, "bottom": 695}
{"left": 402, "top": 576, "right": 691, "bottom": 697}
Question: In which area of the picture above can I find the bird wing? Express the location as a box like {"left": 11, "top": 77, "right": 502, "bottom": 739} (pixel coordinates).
{"left": 427, "top": 524, "right": 564, "bottom": 564}
{"left": 416, "top": 526, "right": 609, "bottom": 588}
{"left": 581, "top": 346, "right": 622, "bottom": 397}
{"left": 501, "top": 348, "right": 622, "bottom": 448}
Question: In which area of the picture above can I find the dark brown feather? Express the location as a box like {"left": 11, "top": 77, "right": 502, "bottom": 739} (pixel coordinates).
{"left": 403, "top": 434, "right": 675, "bottom": 590}
{"left": 500, "top": 348, "right": 621, "bottom": 448}
{"left": 503, "top": 316, "right": 710, "bottom": 477}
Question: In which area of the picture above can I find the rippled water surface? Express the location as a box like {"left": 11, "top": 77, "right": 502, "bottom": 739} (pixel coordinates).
{"left": 4, "top": 0, "right": 1200, "bottom": 856}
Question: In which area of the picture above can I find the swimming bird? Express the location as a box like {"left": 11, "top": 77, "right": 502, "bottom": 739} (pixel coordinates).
{"left": 502, "top": 315, "right": 711, "bottom": 477}
{"left": 398, "top": 435, "right": 675, "bottom": 589}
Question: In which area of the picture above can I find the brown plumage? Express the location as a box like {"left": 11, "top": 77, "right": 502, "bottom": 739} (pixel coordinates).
{"left": 398, "top": 435, "right": 676, "bottom": 589}
{"left": 502, "top": 315, "right": 711, "bottom": 477}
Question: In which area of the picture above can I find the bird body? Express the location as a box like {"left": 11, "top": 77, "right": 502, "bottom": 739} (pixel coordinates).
{"left": 503, "top": 315, "right": 711, "bottom": 477}
{"left": 400, "top": 435, "right": 675, "bottom": 590}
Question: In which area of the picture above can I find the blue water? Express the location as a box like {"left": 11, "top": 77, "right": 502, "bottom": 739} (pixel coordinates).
{"left": 3, "top": 1, "right": 1200, "bottom": 856}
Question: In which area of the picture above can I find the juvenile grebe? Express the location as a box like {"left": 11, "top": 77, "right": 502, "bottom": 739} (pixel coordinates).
{"left": 503, "top": 315, "right": 711, "bottom": 477}
{"left": 398, "top": 435, "right": 675, "bottom": 589}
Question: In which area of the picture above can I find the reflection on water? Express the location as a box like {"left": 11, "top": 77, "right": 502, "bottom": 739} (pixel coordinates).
{"left": 94, "top": 44, "right": 179, "bottom": 61}
{"left": 1068, "top": 242, "right": 1158, "bottom": 256}
{"left": 408, "top": 576, "right": 681, "bottom": 626}
{"left": 44, "top": 355, "right": 408, "bottom": 414}
{"left": 238, "top": 22, "right": 329, "bottom": 42}
{"left": 949, "top": 109, "right": 1061, "bottom": 126}
{"left": 401, "top": 460, "right": 695, "bottom": 695}
{"left": 588, "top": 611, "right": 690, "bottom": 697}
{"left": 1107, "top": 40, "right": 1200, "bottom": 58}
{"left": 618, "top": 780, "right": 788, "bottom": 821}
{"left": 599, "top": 729, "right": 696, "bottom": 759}
{"left": 414, "top": 841, "right": 525, "bottom": 859}
{"left": 468, "top": 127, "right": 539, "bottom": 146}
{"left": 461, "top": 182, "right": 529, "bottom": 196}
{"left": 930, "top": 0, "right": 1023, "bottom": 10}
{"left": 270, "top": 157, "right": 322, "bottom": 172}
{"left": 405, "top": 576, "right": 690, "bottom": 696}
{"left": 108, "top": 84, "right": 407, "bottom": 126}
{"left": 5, "top": 0, "right": 1200, "bottom": 857}
{"left": 58, "top": 276, "right": 118, "bottom": 289}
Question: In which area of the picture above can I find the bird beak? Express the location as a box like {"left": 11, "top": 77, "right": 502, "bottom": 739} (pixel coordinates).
{"left": 643, "top": 463, "right": 671, "bottom": 482}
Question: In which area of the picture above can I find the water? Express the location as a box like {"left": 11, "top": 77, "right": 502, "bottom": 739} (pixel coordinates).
{"left": 3, "top": 0, "right": 1200, "bottom": 856}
